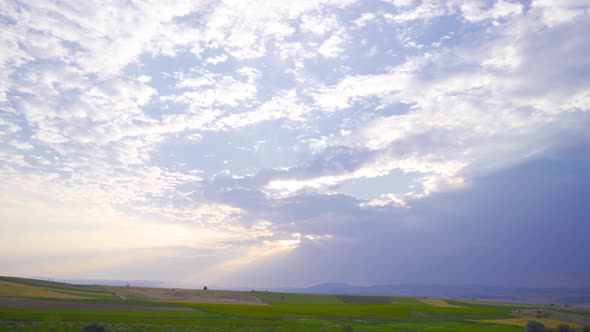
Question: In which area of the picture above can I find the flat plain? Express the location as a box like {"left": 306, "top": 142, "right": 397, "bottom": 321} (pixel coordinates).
{"left": 1, "top": 276, "right": 588, "bottom": 331}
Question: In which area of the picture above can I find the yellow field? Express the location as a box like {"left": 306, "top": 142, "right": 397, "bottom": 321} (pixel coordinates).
{"left": 0, "top": 280, "right": 83, "bottom": 299}
{"left": 477, "top": 318, "right": 581, "bottom": 329}
{"left": 460, "top": 299, "right": 548, "bottom": 308}
{"left": 418, "top": 298, "right": 464, "bottom": 308}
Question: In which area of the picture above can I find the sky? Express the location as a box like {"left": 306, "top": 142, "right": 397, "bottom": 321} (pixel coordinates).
{"left": 1, "top": 0, "right": 589, "bottom": 289}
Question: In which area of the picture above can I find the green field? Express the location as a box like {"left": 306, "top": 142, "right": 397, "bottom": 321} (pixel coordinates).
{"left": 0, "top": 277, "right": 588, "bottom": 331}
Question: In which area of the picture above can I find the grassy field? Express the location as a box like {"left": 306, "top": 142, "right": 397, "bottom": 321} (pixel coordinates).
{"left": 0, "top": 277, "right": 588, "bottom": 331}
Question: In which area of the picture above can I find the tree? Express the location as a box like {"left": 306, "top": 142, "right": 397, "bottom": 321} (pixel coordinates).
{"left": 203, "top": 286, "right": 207, "bottom": 290}
{"left": 556, "top": 324, "right": 573, "bottom": 332}
{"left": 82, "top": 323, "right": 105, "bottom": 332}
{"left": 526, "top": 321, "right": 545, "bottom": 332}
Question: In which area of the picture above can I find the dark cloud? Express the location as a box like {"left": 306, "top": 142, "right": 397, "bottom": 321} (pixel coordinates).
{"left": 220, "top": 146, "right": 590, "bottom": 288}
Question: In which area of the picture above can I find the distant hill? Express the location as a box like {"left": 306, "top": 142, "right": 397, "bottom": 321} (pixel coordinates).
{"left": 277, "top": 283, "right": 590, "bottom": 306}
{"left": 30, "top": 276, "right": 164, "bottom": 287}
{"left": 13, "top": 276, "right": 590, "bottom": 307}
{"left": 0, "top": 276, "right": 111, "bottom": 293}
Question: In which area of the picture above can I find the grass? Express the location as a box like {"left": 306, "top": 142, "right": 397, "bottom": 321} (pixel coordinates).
{"left": 251, "top": 291, "right": 343, "bottom": 304}
{"left": 0, "top": 276, "right": 588, "bottom": 331}
{"left": 0, "top": 300, "right": 519, "bottom": 331}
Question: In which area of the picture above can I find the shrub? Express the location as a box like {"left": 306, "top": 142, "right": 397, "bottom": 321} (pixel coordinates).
{"left": 583, "top": 326, "right": 590, "bottom": 332}
{"left": 81, "top": 323, "right": 105, "bottom": 332}
{"left": 341, "top": 325, "right": 354, "bottom": 332}
{"left": 556, "top": 324, "right": 572, "bottom": 332}
{"left": 526, "top": 320, "right": 545, "bottom": 332}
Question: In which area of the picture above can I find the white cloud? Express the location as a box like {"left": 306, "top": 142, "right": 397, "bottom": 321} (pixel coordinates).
{"left": 213, "top": 90, "right": 309, "bottom": 130}
{"left": 318, "top": 28, "right": 348, "bottom": 58}
{"left": 8, "top": 1, "right": 204, "bottom": 76}
{"left": 459, "top": 0, "right": 523, "bottom": 22}
{"left": 8, "top": 140, "right": 33, "bottom": 150}
{"left": 313, "top": 56, "right": 421, "bottom": 109}
{"left": 367, "top": 45, "right": 378, "bottom": 56}
{"left": 387, "top": 0, "right": 416, "bottom": 7}
{"left": 384, "top": 0, "right": 451, "bottom": 23}
{"left": 531, "top": 0, "right": 590, "bottom": 27}
{"left": 300, "top": 13, "right": 339, "bottom": 35}
{"left": 0, "top": 119, "right": 21, "bottom": 135}
{"left": 300, "top": 5, "right": 590, "bottom": 198}
{"left": 200, "top": 0, "right": 357, "bottom": 59}
{"left": 166, "top": 67, "right": 259, "bottom": 109}
{"left": 353, "top": 13, "right": 377, "bottom": 28}
{"left": 206, "top": 54, "right": 229, "bottom": 65}
{"left": 361, "top": 192, "right": 409, "bottom": 208}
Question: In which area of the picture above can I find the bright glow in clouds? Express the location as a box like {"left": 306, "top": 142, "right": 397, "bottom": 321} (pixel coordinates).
{"left": 1, "top": 0, "right": 589, "bottom": 288}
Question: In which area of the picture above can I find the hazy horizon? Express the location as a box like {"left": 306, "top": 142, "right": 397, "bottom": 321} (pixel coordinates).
{"left": 16, "top": 276, "right": 590, "bottom": 291}
{"left": 1, "top": 0, "right": 589, "bottom": 289}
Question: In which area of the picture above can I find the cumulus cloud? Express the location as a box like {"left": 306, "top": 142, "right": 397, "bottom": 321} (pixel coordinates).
{"left": 305, "top": 4, "right": 590, "bottom": 198}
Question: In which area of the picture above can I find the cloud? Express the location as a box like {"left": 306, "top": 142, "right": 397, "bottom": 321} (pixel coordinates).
{"left": 212, "top": 90, "right": 310, "bottom": 131}
{"left": 300, "top": 13, "right": 340, "bottom": 35}
{"left": 206, "top": 54, "right": 229, "bottom": 65}
{"left": 318, "top": 28, "right": 349, "bottom": 58}
{"left": 384, "top": 0, "right": 451, "bottom": 23}
{"left": 304, "top": 5, "right": 590, "bottom": 198}
{"left": 6, "top": 1, "right": 204, "bottom": 76}
{"left": 219, "top": 148, "right": 590, "bottom": 287}
{"left": 166, "top": 67, "right": 260, "bottom": 108}
{"left": 531, "top": 0, "right": 590, "bottom": 27}
{"left": 459, "top": 0, "right": 523, "bottom": 22}
{"left": 201, "top": 0, "right": 357, "bottom": 59}
{"left": 353, "top": 13, "right": 378, "bottom": 28}
{"left": 1, "top": 0, "right": 588, "bottom": 288}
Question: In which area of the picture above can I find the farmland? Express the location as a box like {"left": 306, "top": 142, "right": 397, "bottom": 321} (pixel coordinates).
{"left": 1, "top": 277, "right": 589, "bottom": 331}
